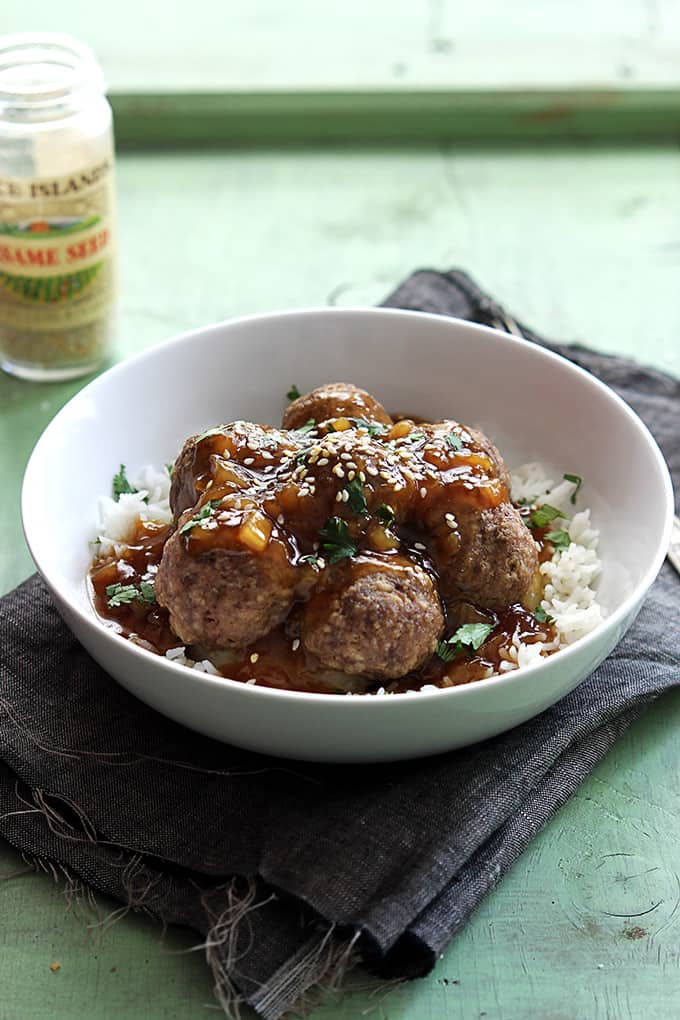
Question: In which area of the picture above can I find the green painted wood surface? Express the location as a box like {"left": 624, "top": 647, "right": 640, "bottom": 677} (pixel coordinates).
{"left": 2, "top": 143, "right": 680, "bottom": 1018}
{"left": 4, "top": 1, "right": 680, "bottom": 142}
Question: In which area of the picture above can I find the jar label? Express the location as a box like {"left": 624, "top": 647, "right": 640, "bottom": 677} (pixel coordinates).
{"left": 0, "top": 159, "right": 116, "bottom": 331}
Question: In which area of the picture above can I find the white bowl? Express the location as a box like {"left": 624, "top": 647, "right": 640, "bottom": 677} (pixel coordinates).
{"left": 21, "top": 309, "right": 674, "bottom": 762}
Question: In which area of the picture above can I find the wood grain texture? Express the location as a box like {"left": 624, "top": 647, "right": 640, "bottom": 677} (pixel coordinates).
{"left": 1, "top": 142, "right": 680, "bottom": 1018}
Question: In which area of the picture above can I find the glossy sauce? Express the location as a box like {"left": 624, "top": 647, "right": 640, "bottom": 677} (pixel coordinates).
{"left": 91, "top": 410, "right": 557, "bottom": 694}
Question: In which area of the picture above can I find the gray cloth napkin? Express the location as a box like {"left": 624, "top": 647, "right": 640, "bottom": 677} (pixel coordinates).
{"left": 1, "top": 270, "right": 678, "bottom": 1019}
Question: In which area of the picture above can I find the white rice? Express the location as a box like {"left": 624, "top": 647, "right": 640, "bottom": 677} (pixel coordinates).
{"left": 95, "top": 465, "right": 172, "bottom": 556}
{"left": 93, "top": 461, "right": 603, "bottom": 686}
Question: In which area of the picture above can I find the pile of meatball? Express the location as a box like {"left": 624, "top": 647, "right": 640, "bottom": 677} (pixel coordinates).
{"left": 155, "top": 384, "right": 538, "bottom": 683}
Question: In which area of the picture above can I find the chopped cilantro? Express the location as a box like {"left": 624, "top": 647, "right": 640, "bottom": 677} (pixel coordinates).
{"left": 179, "top": 499, "right": 223, "bottom": 535}
{"left": 563, "top": 473, "right": 583, "bottom": 505}
{"left": 319, "top": 517, "right": 357, "bottom": 564}
{"left": 345, "top": 477, "right": 367, "bottom": 514}
{"left": 287, "top": 385, "right": 301, "bottom": 401}
{"left": 350, "top": 418, "right": 389, "bottom": 437}
{"left": 196, "top": 427, "right": 224, "bottom": 443}
{"left": 112, "top": 464, "right": 138, "bottom": 501}
{"left": 529, "top": 503, "right": 568, "bottom": 529}
{"left": 435, "top": 640, "right": 458, "bottom": 663}
{"left": 376, "top": 503, "right": 395, "bottom": 528}
{"left": 295, "top": 446, "right": 313, "bottom": 464}
{"left": 445, "top": 434, "right": 464, "bottom": 452}
{"left": 436, "top": 622, "right": 494, "bottom": 662}
{"left": 408, "top": 432, "right": 425, "bottom": 443}
{"left": 299, "top": 553, "right": 322, "bottom": 568}
{"left": 534, "top": 605, "right": 556, "bottom": 625}
{"left": 139, "top": 581, "right": 156, "bottom": 604}
{"left": 545, "top": 528, "right": 571, "bottom": 550}
{"left": 294, "top": 418, "right": 316, "bottom": 436}
{"left": 105, "top": 581, "right": 156, "bottom": 609}
{"left": 165, "top": 462, "right": 174, "bottom": 477}
{"left": 515, "top": 496, "right": 535, "bottom": 507}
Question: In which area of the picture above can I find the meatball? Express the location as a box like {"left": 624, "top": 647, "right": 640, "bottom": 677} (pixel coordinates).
{"left": 282, "top": 383, "right": 392, "bottom": 431}
{"left": 422, "top": 420, "right": 512, "bottom": 492}
{"left": 169, "top": 433, "right": 202, "bottom": 518}
{"left": 301, "top": 555, "right": 444, "bottom": 680}
{"left": 155, "top": 518, "right": 299, "bottom": 649}
{"left": 439, "top": 502, "right": 539, "bottom": 609}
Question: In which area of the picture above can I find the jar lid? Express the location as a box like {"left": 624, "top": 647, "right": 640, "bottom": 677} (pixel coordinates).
{"left": 0, "top": 33, "right": 104, "bottom": 110}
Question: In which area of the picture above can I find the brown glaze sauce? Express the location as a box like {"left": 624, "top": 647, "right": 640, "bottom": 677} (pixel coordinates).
{"left": 90, "top": 408, "right": 559, "bottom": 694}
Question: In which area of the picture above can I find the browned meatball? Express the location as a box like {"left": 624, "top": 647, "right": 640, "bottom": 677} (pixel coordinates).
{"left": 169, "top": 421, "right": 295, "bottom": 520}
{"left": 300, "top": 555, "right": 444, "bottom": 680}
{"left": 421, "top": 421, "right": 512, "bottom": 492}
{"left": 169, "top": 433, "right": 202, "bottom": 518}
{"left": 439, "top": 502, "right": 538, "bottom": 609}
{"left": 155, "top": 503, "right": 301, "bottom": 649}
{"left": 282, "top": 383, "right": 392, "bottom": 430}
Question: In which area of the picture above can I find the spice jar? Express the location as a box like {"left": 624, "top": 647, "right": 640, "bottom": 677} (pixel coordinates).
{"left": 0, "top": 33, "right": 117, "bottom": 381}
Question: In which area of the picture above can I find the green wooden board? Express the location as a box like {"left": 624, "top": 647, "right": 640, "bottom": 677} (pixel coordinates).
{"left": 3, "top": 0, "right": 680, "bottom": 142}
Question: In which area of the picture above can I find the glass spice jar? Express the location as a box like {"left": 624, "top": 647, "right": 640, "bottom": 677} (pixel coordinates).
{"left": 0, "top": 33, "right": 117, "bottom": 381}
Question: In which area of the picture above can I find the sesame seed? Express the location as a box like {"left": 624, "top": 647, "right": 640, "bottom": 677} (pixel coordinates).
{"left": 250, "top": 652, "right": 259, "bottom": 664}
{"left": 420, "top": 487, "right": 427, "bottom": 499}
{"left": 414, "top": 542, "right": 426, "bottom": 551}
{"left": 341, "top": 489, "right": 349, "bottom": 502}
{"left": 292, "top": 639, "right": 301, "bottom": 652}
{"left": 317, "top": 557, "right": 326, "bottom": 569}
{"left": 243, "top": 457, "right": 254, "bottom": 466}
{"left": 367, "top": 465, "right": 379, "bottom": 476}
{"left": 333, "top": 464, "right": 345, "bottom": 478}
{"left": 340, "top": 453, "right": 352, "bottom": 461}
{"left": 348, "top": 470, "right": 356, "bottom": 481}
{"left": 359, "top": 471, "right": 366, "bottom": 482}
{"left": 317, "top": 458, "right": 329, "bottom": 466}
{"left": 246, "top": 678, "right": 257, "bottom": 685}
{"left": 379, "top": 470, "right": 391, "bottom": 481}
{"left": 262, "top": 451, "right": 274, "bottom": 460}
{"left": 277, "top": 514, "right": 285, "bottom": 525}
{"left": 335, "top": 491, "right": 343, "bottom": 502}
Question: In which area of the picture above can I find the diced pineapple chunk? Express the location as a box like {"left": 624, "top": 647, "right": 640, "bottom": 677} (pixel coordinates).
{"left": 238, "top": 513, "right": 272, "bottom": 553}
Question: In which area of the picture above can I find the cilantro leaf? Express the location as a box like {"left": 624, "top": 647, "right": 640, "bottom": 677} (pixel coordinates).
{"left": 345, "top": 477, "right": 367, "bottom": 514}
{"left": 299, "top": 553, "right": 322, "bottom": 568}
{"left": 436, "top": 622, "right": 494, "bottom": 662}
{"left": 534, "top": 605, "right": 556, "bottom": 625}
{"left": 445, "top": 434, "right": 464, "bottom": 452}
{"left": 408, "top": 432, "right": 425, "bottom": 443}
{"left": 319, "top": 517, "right": 357, "bottom": 564}
{"left": 376, "top": 503, "right": 395, "bottom": 528}
{"left": 165, "top": 462, "right": 174, "bottom": 477}
{"left": 287, "top": 385, "right": 301, "bottom": 401}
{"left": 179, "top": 499, "right": 223, "bottom": 535}
{"left": 105, "top": 583, "right": 139, "bottom": 607}
{"left": 106, "top": 581, "right": 156, "bottom": 608}
{"left": 196, "top": 427, "right": 224, "bottom": 443}
{"left": 545, "top": 528, "right": 571, "bottom": 550}
{"left": 529, "top": 503, "right": 568, "bottom": 529}
{"left": 294, "top": 418, "right": 317, "bottom": 436}
{"left": 435, "top": 640, "right": 458, "bottom": 663}
{"left": 112, "top": 465, "right": 138, "bottom": 501}
{"left": 563, "top": 473, "right": 583, "bottom": 505}
{"left": 350, "top": 418, "right": 389, "bottom": 437}
{"left": 139, "top": 581, "right": 156, "bottom": 604}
